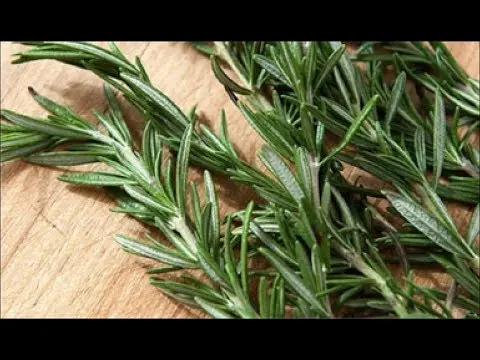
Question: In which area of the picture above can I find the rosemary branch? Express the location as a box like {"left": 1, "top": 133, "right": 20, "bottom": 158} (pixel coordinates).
{"left": 1, "top": 41, "right": 478, "bottom": 318}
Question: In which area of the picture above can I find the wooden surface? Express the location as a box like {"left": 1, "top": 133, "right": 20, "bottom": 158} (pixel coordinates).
{"left": 1, "top": 42, "right": 479, "bottom": 318}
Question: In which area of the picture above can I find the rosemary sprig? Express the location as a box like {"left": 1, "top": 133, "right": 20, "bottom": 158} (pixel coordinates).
{"left": 2, "top": 41, "right": 478, "bottom": 318}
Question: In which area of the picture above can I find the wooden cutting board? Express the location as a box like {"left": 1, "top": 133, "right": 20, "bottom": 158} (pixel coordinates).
{"left": 1, "top": 41, "right": 479, "bottom": 318}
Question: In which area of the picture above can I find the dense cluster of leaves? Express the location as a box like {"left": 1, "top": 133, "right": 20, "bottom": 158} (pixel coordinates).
{"left": 1, "top": 41, "right": 479, "bottom": 318}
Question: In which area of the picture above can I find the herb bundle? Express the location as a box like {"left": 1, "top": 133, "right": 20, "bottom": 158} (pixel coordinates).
{"left": 1, "top": 41, "right": 479, "bottom": 318}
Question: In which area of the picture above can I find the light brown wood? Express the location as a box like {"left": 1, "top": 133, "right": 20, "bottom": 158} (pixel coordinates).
{"left": 1, "top": 41, "right": 479, "bottom": 318}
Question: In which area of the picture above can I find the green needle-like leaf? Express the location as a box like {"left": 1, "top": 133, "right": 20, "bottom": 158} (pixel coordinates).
{"left": 385, "top": 72, "right": 406, "bottom": 136}
{"left": 258, "top": 277, "right": 270, "bottom": 318}
{"left": 115, "top": 234, "right": 197, "bottom": 268}
{"left": 432, "top": 87, "right": 447, "bottom": 190}
{"left": 210, "top": 55, "right": 252, "bottom": 95}
{"left": 26, "top": 151, "right": 100, "bottom": 166}
{"left": 253, "top": 54, "right": 290, "bottom": 86}
{"left": 120, "top": 72, "right": 189, "bottom": 126}
{"left": 319, "top": 95, "right": 379, "bottom": 167}
{"left": 1, "top": 110, "right": 92, "bottom": 140}
{"left": 295, "top": 241, "right": 316, "bottom": 293}
{"left": 204, "top": 170, "right": 220, "bottom": 257}
{"left": 124, "top": 185, "right": 176, "bottom": 216}
{"left": 194, "top": 297, "right": 234, "bottom": 319}
{"left": 259, "top": 247, "right": 330, "bottom": 317}
{"left": 0, "top": 139, "right": 56, "bottom": 162}
{"left": 314, "top": 45, "right": 346, "bottom": 94}
{"left": 59, "top": 172, "right": 137, "bottom": 186}
{"left": 175, "top": 122, "right": 195, "bottom": 217}
{"left": 414, "top": 127, "right": 427, "bottom": 174}
{"left": 466, "top": 205, "right": 479, "bottom": 247}
{"left": 259, "top": 146, "right": 304, "bottom": 200}
{"left": 384, "top": 191, "right": 476, "bottom": 260}
{"left": 241, "top": 202, "right": 254, "bottom": 295}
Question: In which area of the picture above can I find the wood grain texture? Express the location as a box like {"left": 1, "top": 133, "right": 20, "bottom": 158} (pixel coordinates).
{"left": 1, "top": 41, "right": 479, "bottom": 318}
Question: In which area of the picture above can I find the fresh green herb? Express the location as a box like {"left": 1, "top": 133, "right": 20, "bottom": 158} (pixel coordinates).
{"left": 2, "top": 41, "right": 478, "bottom": 318}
